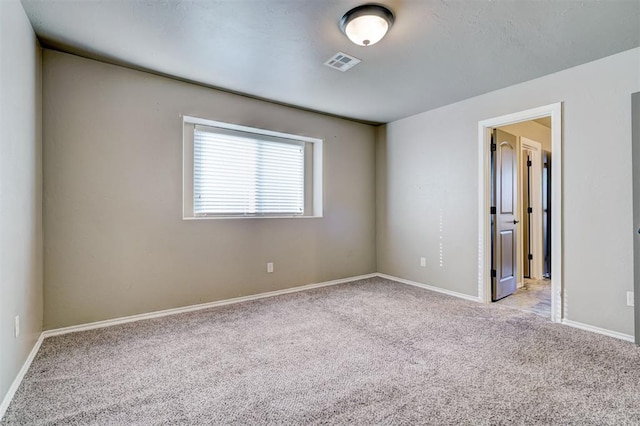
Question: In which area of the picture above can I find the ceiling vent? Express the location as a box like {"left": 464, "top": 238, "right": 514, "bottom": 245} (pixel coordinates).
{"left": 324, "top": 52, "right": 361, "bottom": 72}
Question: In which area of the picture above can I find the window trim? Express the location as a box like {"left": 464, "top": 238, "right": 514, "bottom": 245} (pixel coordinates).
{"left": 182, "top": 115, "right": 323, "bottom": 220}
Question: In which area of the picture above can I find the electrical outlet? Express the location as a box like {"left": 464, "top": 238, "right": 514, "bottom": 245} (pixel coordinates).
{"left": 420, "top": 257, "right": 426, "bottom": 267}
{"left": 267, "top": 262, "right": 274, "bottom": 273}
{"left": 14, "top": 316, "right": 19, "bottom": 338}
{"left": 627, "top": 291, "right": 634, "bottom": 307}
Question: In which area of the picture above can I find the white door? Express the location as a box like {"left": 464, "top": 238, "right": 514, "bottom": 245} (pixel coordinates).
{"left": 492, "top": 129, "right": 518, "bottom": 301}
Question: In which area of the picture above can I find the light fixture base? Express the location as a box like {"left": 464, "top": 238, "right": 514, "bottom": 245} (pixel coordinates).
{"left": 340, "top": 4, "right": 395, "bottom": 47}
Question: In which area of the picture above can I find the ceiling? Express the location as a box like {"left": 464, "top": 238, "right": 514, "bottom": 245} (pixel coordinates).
{"left": 21, "top": 0, "right": 640, "bottom": 124}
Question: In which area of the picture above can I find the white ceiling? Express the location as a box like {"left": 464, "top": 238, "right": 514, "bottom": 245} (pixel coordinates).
{"left": 21, "top": 0, "right": 640, "bottom": 124}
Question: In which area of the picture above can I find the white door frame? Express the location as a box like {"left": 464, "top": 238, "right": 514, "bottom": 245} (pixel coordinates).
{"left": 478, "top": 103, "right": 563, "bottom": 322}
{"left": 520, "top": 137, "right": 543, "bottom": 280}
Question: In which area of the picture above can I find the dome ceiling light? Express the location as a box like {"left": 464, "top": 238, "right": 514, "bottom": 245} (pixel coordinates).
{"left": 340, "top": 4, "right": 395, "bottom": 47}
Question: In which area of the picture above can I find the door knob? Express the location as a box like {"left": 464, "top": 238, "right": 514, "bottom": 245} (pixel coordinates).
{"left": 513, "top": 220, "right": 520, "bottom": 224}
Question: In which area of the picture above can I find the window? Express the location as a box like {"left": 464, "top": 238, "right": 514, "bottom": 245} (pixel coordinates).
{"left": 193, "top": 127, "right": 304, "bottom": 216}
{"left": 183, "top": 116, "right": 323, "bottom": 219}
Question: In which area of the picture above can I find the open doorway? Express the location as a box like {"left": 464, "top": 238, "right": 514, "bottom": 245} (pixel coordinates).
{"left": 492, "top": 121, "right": 551, "bottom": 317}
{"left": 477, "top": 103, "right": 563, "bottom": 323}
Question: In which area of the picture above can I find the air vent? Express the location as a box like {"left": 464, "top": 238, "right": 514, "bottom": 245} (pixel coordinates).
{"left": 324, "top": 52, "right": 361, "bottom": 72}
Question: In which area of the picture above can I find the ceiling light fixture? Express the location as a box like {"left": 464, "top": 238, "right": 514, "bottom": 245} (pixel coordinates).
{"left": 340, "top": 4, "right": 394, "bottom": 47}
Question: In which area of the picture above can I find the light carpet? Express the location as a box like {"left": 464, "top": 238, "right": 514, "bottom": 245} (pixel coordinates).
{"left": 3, "top": 277, "right": 640, "bottom": 425}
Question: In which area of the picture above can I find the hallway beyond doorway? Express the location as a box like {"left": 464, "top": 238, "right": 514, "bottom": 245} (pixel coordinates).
{"left": 496, "top": 279, "right": 551, "bottom": 318}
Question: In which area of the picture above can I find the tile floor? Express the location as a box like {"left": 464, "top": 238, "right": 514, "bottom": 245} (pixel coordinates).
{"left": 496, "top": 278, "right": 551, "bottom": 318}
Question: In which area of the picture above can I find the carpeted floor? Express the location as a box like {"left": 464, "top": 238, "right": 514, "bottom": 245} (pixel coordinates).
{"left": 3, "top": 277, "right": 640, "bottom": 425}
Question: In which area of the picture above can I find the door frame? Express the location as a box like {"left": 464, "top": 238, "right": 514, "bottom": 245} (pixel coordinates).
{"left": 478, "top": 103, "right": 563, "bottom": 322}
{"left": 520, "top": 137, "right": 543, "bottom": 280}
{"left": 632, "top": 92, "right": 640, "bottom": 345}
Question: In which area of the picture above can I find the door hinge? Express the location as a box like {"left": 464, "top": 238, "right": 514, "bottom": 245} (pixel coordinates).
{"left": 528, "top": 207, "right": 533, "bottom": 213}
{"left": 490, "top": 206, "right": 496, "bottom": 214}
{"left": 490, "top": 143, "right": 496, "bottom": 152}
{"left": 491, "top": 269, "right": 496, "bottom": 278}
{"left": 527, "top": 160, "right": 532, "bottom": 167}
{"left": 528, "top": 254, "right": 533, "bottom": 260}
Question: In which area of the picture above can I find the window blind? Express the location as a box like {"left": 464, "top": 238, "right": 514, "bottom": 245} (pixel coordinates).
{"left": 193, "top": 126, "right": 305, "bottom": 216}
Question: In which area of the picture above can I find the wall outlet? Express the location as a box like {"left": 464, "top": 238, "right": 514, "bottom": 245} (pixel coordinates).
{"left": 14, "top": 316, "right": 20, "bottom": 338}
{"left": 267, "top": 262, "right": 274, "bottom": 273}
{"left": 627, "top": 291, "right": 634, "bottom": 307}
{"left": 420, "top": 257, "right": 426, "bottom": 267}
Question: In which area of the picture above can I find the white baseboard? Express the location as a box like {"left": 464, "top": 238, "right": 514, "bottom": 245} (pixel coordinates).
{"left": 0, "top": 333, "right": 44, "bottom": 421}
{"left": 43, "top": 273, "right": 378, "bottom": 338}
{"left": 377, "top": 273, "right": 482, "bottom": 302}
{"left": 380, "top": 275, "right": 633, "bottom": 343}
{"left": 561, "top": 319, "right": 635, "bottom": 343}
{"left": 3, "top": 272, "right": 635, "bottom": 422}
{"left": 1, "top": 273, "right": 376, "bottom": 421}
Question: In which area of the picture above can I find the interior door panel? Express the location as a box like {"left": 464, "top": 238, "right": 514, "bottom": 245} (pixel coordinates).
{"left": 492, "top": 129, "right": 518, "bottom": 301}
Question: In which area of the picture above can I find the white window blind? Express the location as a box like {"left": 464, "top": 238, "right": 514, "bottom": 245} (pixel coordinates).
{"left": 193, "top": 125, "right": 305, "bottom": 216}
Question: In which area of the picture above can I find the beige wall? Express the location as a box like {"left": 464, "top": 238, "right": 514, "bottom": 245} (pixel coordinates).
{"left": 377, "top": 48, "right": 640, "bottom": 336}
{"left": 500, "top": 121, "right": 551, "bottom": 152}
{"left": 0, "top": 0, "right": 43, "bottom": 407}
{"left": 42, "top": 50, "right": 377, "bottom": 329}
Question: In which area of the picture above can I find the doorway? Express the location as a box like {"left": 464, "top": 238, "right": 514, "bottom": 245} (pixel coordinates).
{"left": 477, "top": 103, "right": 563, "bottom": 323}
{"left": 493, "top": 125, "right": 551, "bottom": 317}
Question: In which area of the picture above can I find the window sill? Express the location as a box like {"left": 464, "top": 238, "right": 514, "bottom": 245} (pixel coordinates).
{"left": 182, "top": 215, "right": 323, "bottom": 220}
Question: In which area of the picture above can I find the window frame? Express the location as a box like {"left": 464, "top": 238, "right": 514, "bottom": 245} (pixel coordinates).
{"left": 182, "top": 115, "right": 323, "bottom": 220}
